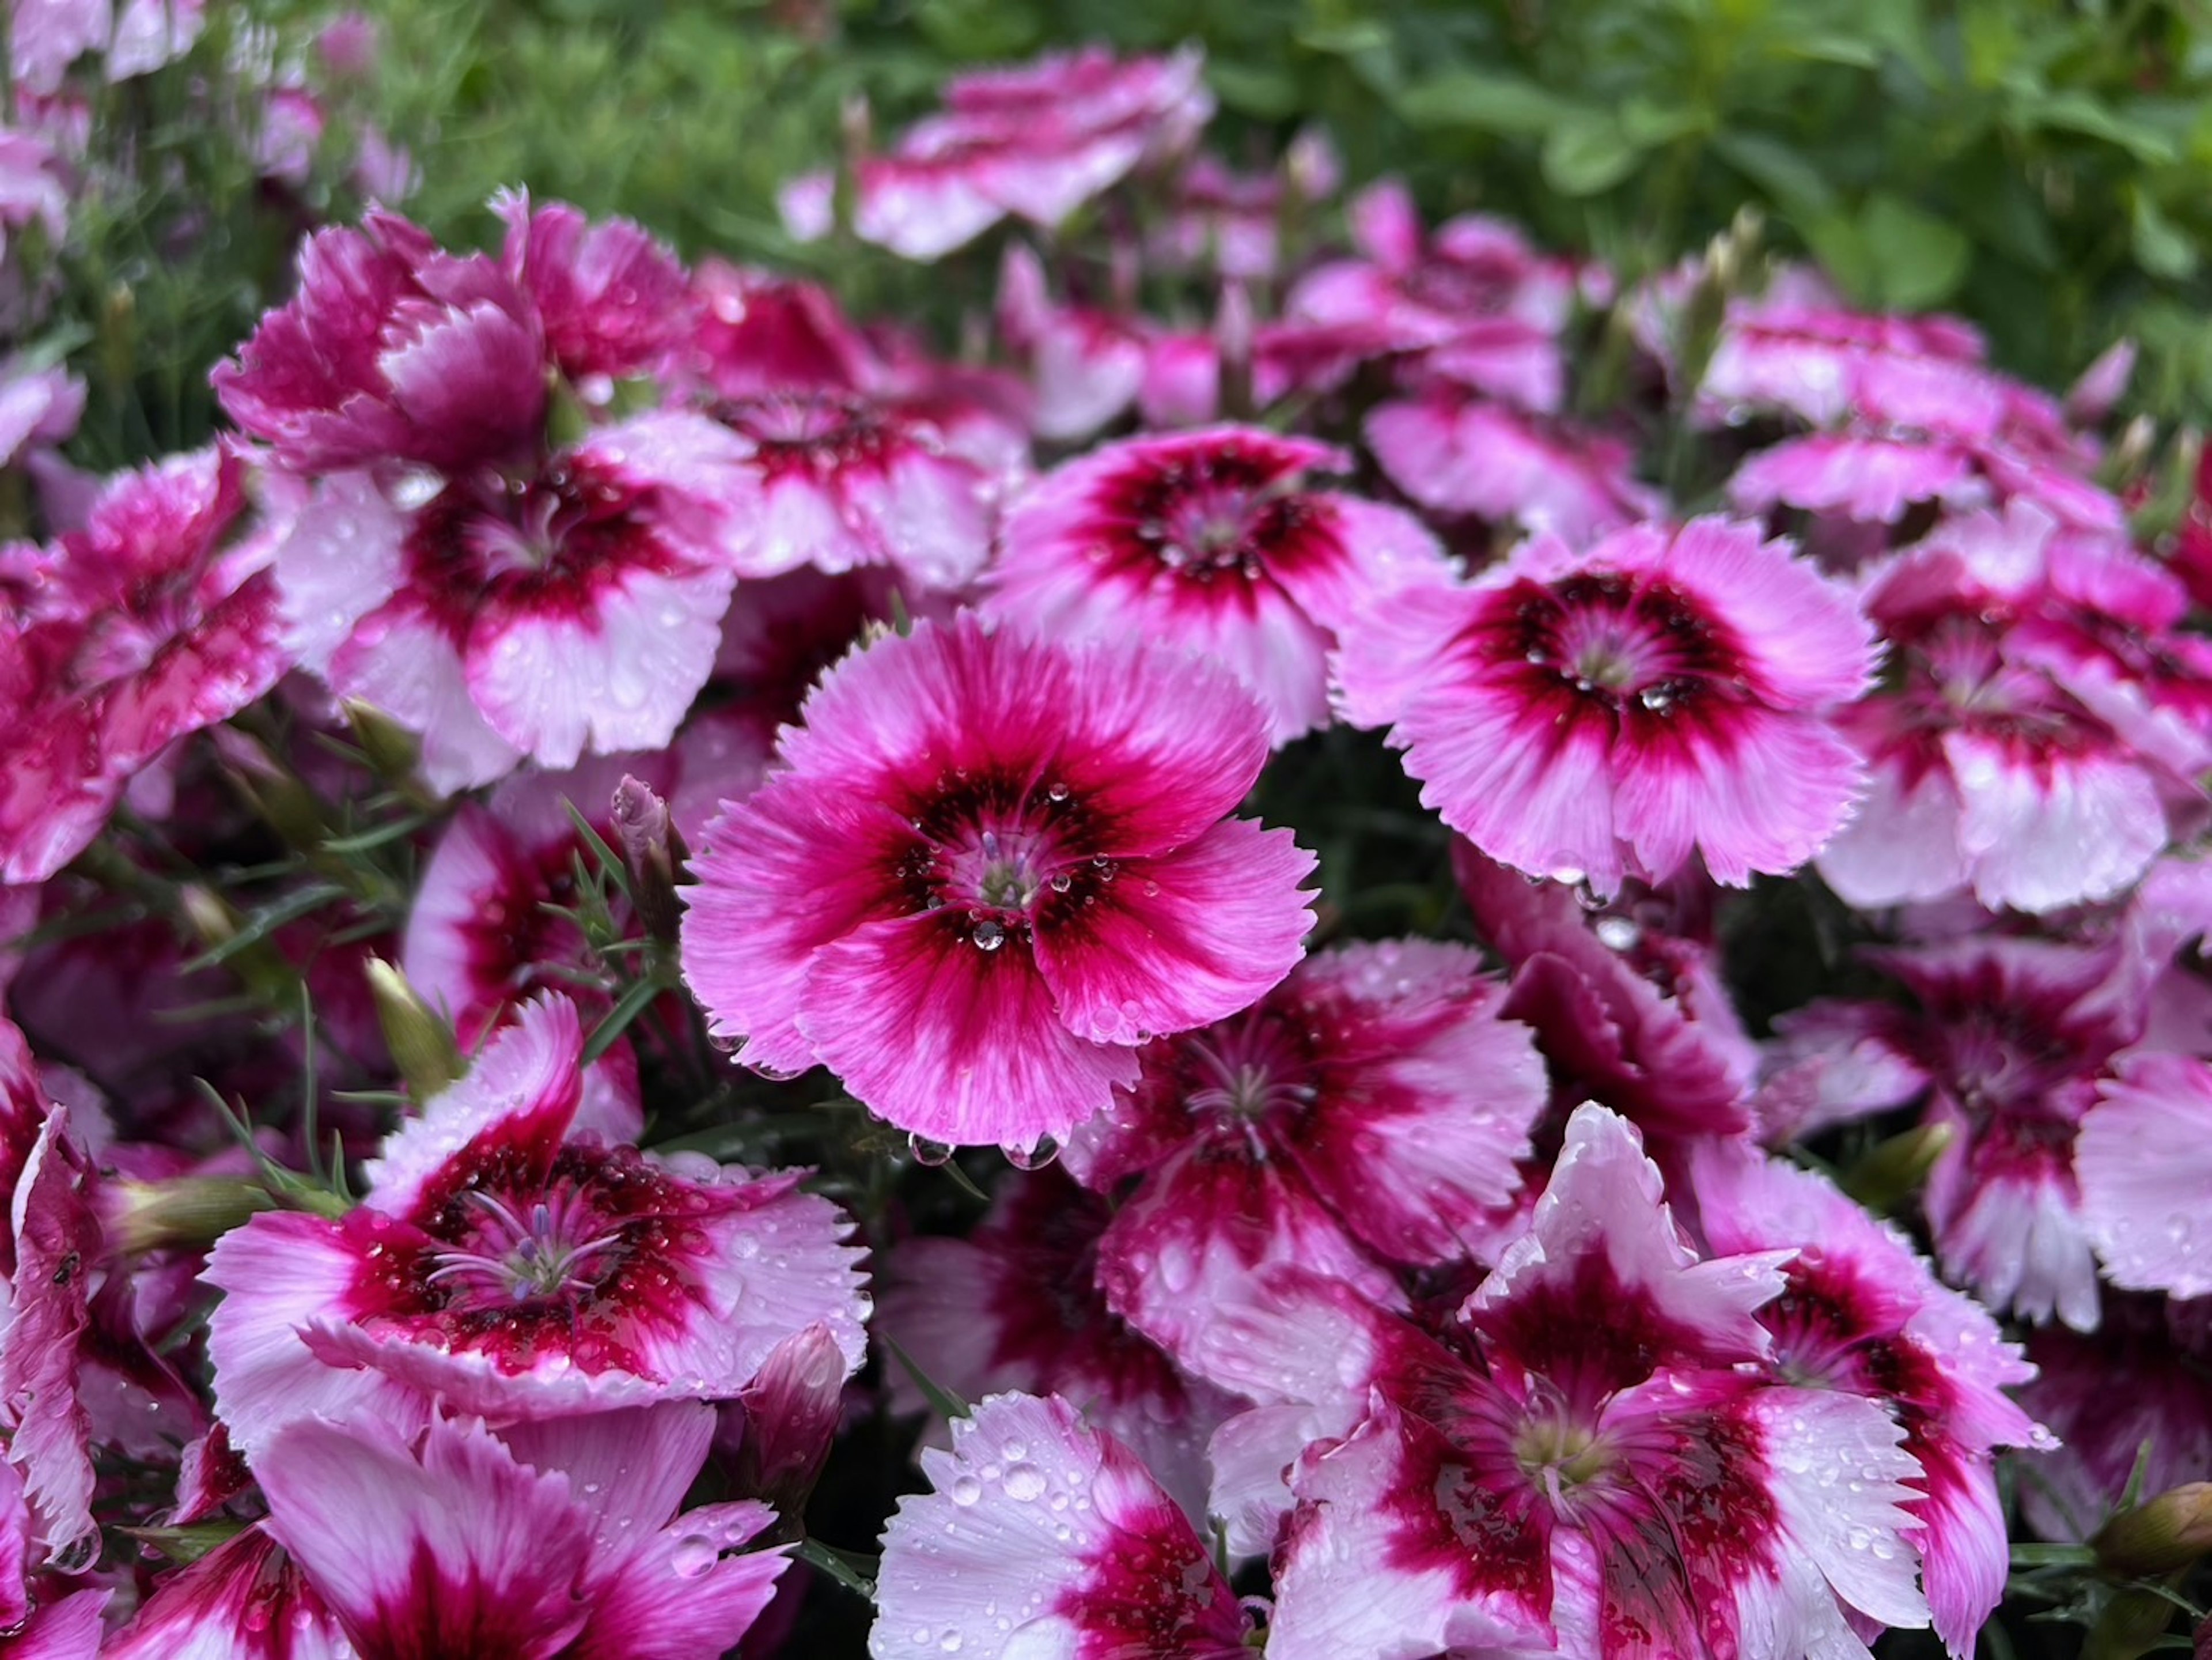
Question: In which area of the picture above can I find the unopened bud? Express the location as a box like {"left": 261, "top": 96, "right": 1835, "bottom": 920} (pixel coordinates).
{"left": 1838, "top": 1120, "right": 1956, "bottom": 1214}
{"left": 1217, "top": 282, "right": 1254, "bottom": 420}
{"left": 100, "top": 1176, "right": 278, "bottom": 1257}
{"left": 341, "top": 698, "right": 427, "bottom": 797}
{"left": 2086, "top": 1585, "right": 2183, "bottom": 1660}
{"left": 611, "top": 776, "right": 687, "bottom": 944}
{"left": 365, "top": 958, "right": 464, "bottom": 1100}
{"left": 2093, "top": 1482, "right": 2212, "bottom": 1577}
{"left": 723, "top": 1324, "right": 849, "bottom": 1530}
{"left": 2068, "top": 338, "right": 2139, "bottom": 427}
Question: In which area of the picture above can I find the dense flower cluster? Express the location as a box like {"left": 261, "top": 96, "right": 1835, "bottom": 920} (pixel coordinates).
{"left": 3, "top": 32, "right": 2212, "bottom": 1660}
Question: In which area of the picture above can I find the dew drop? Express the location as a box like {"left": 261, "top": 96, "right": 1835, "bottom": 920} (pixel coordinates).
{"left": 1002, "top": 1463, "right": 1047, "bottom": 1502}
{"left": 949, "top": 1473, "right": 984, "bottom": 1507}
{"left": 1004, "top": 1135, "right": 1060, "bottom": 1171}
{"left": 1046, "top": 781, "right": 1070, "bottom": 801}
{"left": 972, "top": 919, "right": 1006, "bottom": 952}
{"left": 1048, "top": 874, "right": 1073, "bottom": 894}
{"left": 909, "top": 1135, "right": 956, "bottom": 1167}
{"left": 669, "top": 1534, "right": 718, "bottom": 1578}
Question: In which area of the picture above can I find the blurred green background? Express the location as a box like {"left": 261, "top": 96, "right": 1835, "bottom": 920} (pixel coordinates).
{"left": 30, "top": 0, "right": 2212, "bottom": 474}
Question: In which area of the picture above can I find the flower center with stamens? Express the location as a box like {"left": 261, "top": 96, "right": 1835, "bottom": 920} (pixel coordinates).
{"left": 425, "top": 1186, "right": 627, "bottom": 1310}
{"left": 1513, "top": 572, "right": 1728, "bottom": 714}
{"left": 1178, "top": 1015, "right": 1319, "bottom": 1125}
{"left": 1513, "top": 1413, "right": 1611, "bottom": 1490}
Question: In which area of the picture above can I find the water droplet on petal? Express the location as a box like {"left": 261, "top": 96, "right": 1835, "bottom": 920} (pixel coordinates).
{"left": 972, "top": 919, "right": 1006, "bottom": 951}
{"left": 1002, "top": 1463, "right": 1047, "bottom": 1502}
{"left": 1004, "top": 1135, "right": 1059, "bottom": 1171}
{"left": 909, "top": 1135, "right": 956, "bottom": 1167}
{"left": 949, "top": 1473, "right": 984, "bottom": 1507}
{"left": 669, "top": 1534, "right": 718, "bottom": 1578}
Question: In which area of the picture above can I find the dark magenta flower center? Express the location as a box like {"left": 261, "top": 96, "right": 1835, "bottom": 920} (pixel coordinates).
{"left": 1512, "top": 572, "right": 1734, "bottom": 714}
{"left": 425, "top": 1186, "right": 627, "bottom": 1309}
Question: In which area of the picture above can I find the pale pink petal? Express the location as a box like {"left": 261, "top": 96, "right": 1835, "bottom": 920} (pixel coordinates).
{"left": 1944, "top": 729, "right": 2165, "bottom": 912}
{"left": 1814, "top": 757, "right": 1969, "bottom": 909}
{"left": 2078, "top": 1050, "right": 2212, "bottom": 1298}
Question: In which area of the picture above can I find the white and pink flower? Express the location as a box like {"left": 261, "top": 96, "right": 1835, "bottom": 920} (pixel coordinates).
{"left": 1336, "top": 515, "right": 1877, "bottom": 891}
{"left": 783, "top": 47, "right": 1213, "bottom": 262}
{"left": 204, "top": 995, "right": 868, "bottom": 1453}
{"left": 988, "top": 426, "right": 1453, "bottom": 742}
{"left": 1691, "top": 1140, "right": 2045, "bottom": 1654}
{"left": 870, "top": 1391, "right": 1255, "bottom": 1658}
{"left": 1198, "top": 1105, "right": 1930, "bottom": 1660}
{"left": 876, "top": 1164, "right": 1236, "bottom": 1523}
{"left": 1066, "top": 938, "right": 1544, "bottom": 1368}
{"left": 1817, "top": 509, "right": 2211, "bottom": 913}
{"left": 0, "top": 448, "right": 287, "bottom": 884}
{"left": 255, "top": 1405, "right": 786, "bottom": 1659}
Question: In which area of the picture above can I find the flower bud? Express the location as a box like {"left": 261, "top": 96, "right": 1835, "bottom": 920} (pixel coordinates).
{"left": 2093, "top": 1482, "right": 2212, "bottom": 1577}
{"left": 611, "top": 774, "right": 687, "bottom": 945}
{"left": 364, "top": 958, "right": 464, "bottom": 1101}
{"left": 1839, "top": 1120, "right": 1956, "bottom": 1214}
{"left": 100, "top": 1176, "right": 278, "bottom": 1257}
{"left": 722, "top": 1323, "right": 849, "bottom": 1529}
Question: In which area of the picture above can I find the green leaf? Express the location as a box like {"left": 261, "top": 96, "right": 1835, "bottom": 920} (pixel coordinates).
{"left": 1861, "top": 192, "right": 1971, "bottom": 309}
{"left": 1711, "top": 131, "right": 1835, "bottom": 217}
{"left": 2022, "top": 91, "right": 2179, "bottom": 162}
{"left": 1207, "top": 59, "right": 1302, "bottom": 120}
{"left": 2132, "top": 192, "right": 2200, "bottom": 281}
{"left": 1541, "top": 116, "right": 1644, "bottom": 197}
{"left": 1395, "top": 68, "right": 1574, "bottom": 137}
{"left": 1801, "top": 210, "right": 1876, "bottom": 305}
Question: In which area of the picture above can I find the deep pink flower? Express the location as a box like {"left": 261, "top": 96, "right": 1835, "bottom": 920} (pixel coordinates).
{"left": 203, "top": 995, "right": 868, "bottom": 1454}
{"left": 877, "top": 1165, "right": 1236, "bottom": 1523}
{"left": 106, "top": 1523, "right": 350, "bottom": 1658}
{"left": 1691, "top": 1140, "right": 2045, "bottom": 1654}
{"left": 2078, "top": 1050, "right": 2212, "bottom": 1299}
{"left": 988, "top": 426, "right": 1453, "bottom": 743}
{"left": 2017, "top": 1295, "right": 2212, "bottom": 1541}
{"left": 1817, "top": 509, "right": 2207, "bottom": 913}
{"left": 1366, "top": 390, "right": 1662, "bottom": 544}
{"left": 496, "top": 190, "right": 694, "bottom": 387}
{"left": 1200, "top": 1105, "right": 1929, "bottom": 1660}
{"left": 681, "top": 614, "right": 1316, "bottom": 1152}
{"left": 1336, "top": 515, "right": 1877, "bottom": 891}
{"left": 1289, "top": 179, "right": 1585, "bottom": 406}
{"left": 871, "top": 1391, "right": 1256, "bottom": 1659}
{"left": 214, "top": 209, "right": 547, "bottom": 477}
{"left": 783, "top": 47, "right": 1213, "bottom": 262}
{"left": 1766, "top": 936, "right": 2143, "bottom": 1330}
{"left": 1066, "top": 939, "right": 1544, "bottom": 1370}
{"left": 282, "top": 412, "right": 753, "bottom": 791}
{"left": 258, "top": 1405, "right": 787, "bottom": 1660}
{"left": 403, "top": 739, "right": 767, "bottom": 1102}
{"left": 1455, "top": 844, "right": 1759, "bottom": 1143}
{"left": 0, "top": 448, "right": 287, "bottom": 884}
{"left": 0, "top": 1105, "right": 99, "bottom": 1574}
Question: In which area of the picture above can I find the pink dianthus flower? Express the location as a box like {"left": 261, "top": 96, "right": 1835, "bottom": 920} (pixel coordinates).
{"left": 680, "top": 614, "right": 1316, "bottom": 1154}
